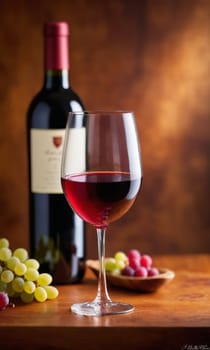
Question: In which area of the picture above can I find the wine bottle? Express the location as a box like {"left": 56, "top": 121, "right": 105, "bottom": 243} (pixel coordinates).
{"left": 27, "top": 21, "right": 86, "bottom": 284}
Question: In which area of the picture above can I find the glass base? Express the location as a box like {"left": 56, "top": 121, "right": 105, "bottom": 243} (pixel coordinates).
{"left": 70, "top": 300, "right": 134, "bottom": 316}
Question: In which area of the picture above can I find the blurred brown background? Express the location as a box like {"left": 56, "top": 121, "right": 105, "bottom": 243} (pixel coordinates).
{"left": 0, "top": 0, "right": 209, "bottom": 258}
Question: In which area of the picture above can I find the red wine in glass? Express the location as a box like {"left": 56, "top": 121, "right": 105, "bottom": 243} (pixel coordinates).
{"left": 62, "top": 171, "right": 141, "bottom": 228}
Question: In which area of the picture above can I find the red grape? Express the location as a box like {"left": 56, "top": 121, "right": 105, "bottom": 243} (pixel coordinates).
{"left": 0, "top": 292, "right": 9, "bottom": 310}
{"left": 128, "top": 257, "right": 140, "bottom": 270}
{"left": 135, "top": 266, "right": 148, "bottom": 277}
{"left": 127, "top": 249, "right": 141, "bottom": 260}
{"left": 140, "top": 254, "right": 152, "bottom": 268}
{"left": 121, "top": 266, "right": 135, "bottom": 277}
{"left": 148, "top": 267, "right": 159, "bottom": 277}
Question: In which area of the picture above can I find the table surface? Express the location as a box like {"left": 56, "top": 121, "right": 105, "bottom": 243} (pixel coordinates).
{"left": 1, "top": 254, "right": 210, "bottom": 350}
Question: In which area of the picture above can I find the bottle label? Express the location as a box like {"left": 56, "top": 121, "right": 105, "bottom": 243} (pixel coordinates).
{"left": 30, "top": 129, "right": 65, "bottom": 194}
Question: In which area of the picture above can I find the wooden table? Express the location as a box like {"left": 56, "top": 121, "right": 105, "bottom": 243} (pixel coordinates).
{"left": 0, "top": 255, "right": 210, "bottom": 350}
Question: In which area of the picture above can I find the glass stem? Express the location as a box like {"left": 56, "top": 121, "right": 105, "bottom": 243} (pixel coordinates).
{"left": 94, "top": 228, "right": 111, "bottom": 304}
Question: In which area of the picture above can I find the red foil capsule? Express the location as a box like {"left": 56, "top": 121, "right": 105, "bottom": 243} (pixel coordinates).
{"left": 44, "top": 21, "right": 69, "bottom": 70}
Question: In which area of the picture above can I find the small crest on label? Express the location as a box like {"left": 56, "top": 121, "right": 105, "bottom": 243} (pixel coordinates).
{"left": 53, "top": 136, "right": 62, "bottom": 148}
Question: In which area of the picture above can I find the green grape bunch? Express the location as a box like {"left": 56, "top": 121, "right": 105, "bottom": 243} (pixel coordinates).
{"left": 0, "top": 238, "right": 59, "bottom": 308}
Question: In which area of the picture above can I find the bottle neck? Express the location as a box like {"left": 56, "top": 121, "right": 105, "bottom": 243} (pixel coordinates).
{"left": 44, "top": 69, "right": 69, "bottom": 89}
{"left": 44, "top": 22, "right": 70, "bottom": 90}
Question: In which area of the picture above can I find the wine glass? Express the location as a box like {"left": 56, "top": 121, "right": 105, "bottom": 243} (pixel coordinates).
{"left": 61, "top": 111, "right": 142, "bottom": 316}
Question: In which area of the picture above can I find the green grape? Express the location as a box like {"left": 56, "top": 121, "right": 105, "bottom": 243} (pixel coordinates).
{"left": 1, "top": 269, "right": 14, "bottom": 283}
{"left": 44, "top": 286, "right": 59, "bottom": 300}
{"left": 24, "top": 268, "right": 39, "bottom": 282}
{"left": 37, "top": 273, "right": 52, "bottom": 287}
{"left": 34, "top": 286, "right": 47, "bottom": 302}
{"left": 6, "top": 282, "right": 17, "bottom": 297}
{"left": 20, "top": 291, "right": 34, "bottom": 304}
{"left": 0, "top": 265, "right": 3, "bottom": 274}
{"left": 110, "top": 268, "right": 121, "bottom": 275}
{"left": 105, "top": 258, "right": 117, "bottom": 272}
{"left": 12, "top": 277, "right": 24, "bottom": 293}
{"left": 0, "top": 247, "right": 12, "bottom": 262}
{"left": 115, "top": 259, "right": 126, "bottom": 270}
{"left": 14, "top": 262, "right": 27, "bottom": 276}
{"left": 114, "top": 251, "right": 128, "bottom": 263}
{"left": 13, "top": 248, "right": 28, "bottom": 262}
{"left": 25, "top": 259, "right": 39, "bottom": 270}
{"left": 0, "top": 280, "right": 6, "bottom": 292}
{"left": 24, "top": 281, "right": 36, "bottom": 294}
{"left": 6, "top": 256, "right": 20, "bottom": 271}
{"left": 0, "top": 238, "right": 9, "bottom": 248}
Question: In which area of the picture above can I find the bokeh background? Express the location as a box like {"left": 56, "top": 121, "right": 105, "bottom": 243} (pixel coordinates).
{"left": 0, "top": 0, "right": 209, "bottom": 258}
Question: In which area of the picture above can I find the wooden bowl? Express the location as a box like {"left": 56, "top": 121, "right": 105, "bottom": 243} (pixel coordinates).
{"left": 86, "top": 259, "right": 175, "bottom": 293}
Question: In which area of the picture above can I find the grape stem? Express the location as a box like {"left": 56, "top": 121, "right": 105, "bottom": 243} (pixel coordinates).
{"left": 8, "top": 302, "right": 15, "bottom": 308}
{"left": 94, "top": 228, "right": 111, "bottom": 308}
